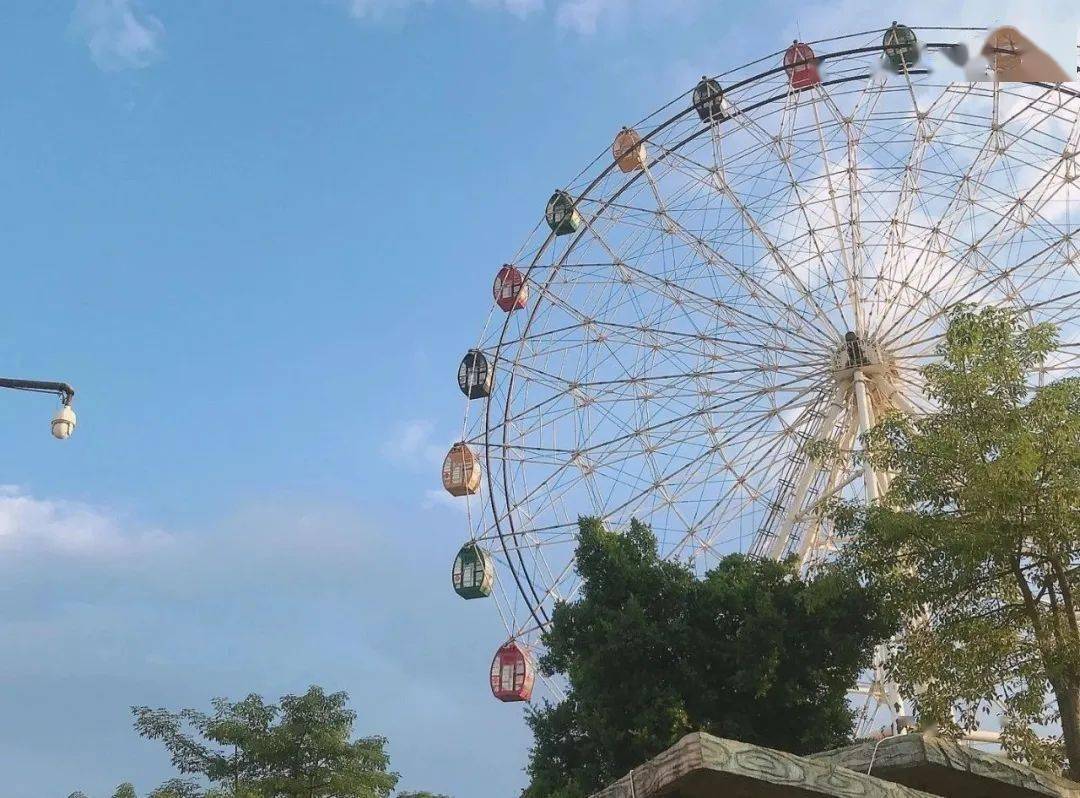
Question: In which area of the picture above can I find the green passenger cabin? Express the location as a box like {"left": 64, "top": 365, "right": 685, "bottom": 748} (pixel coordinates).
{"left": 545, "top": 190, "right": 583, "bottom": 236}
{"left": 452, "top": 543, "right": 494, "bottom": 599}
{"left": 883, "top": 22, "right": 919, "bottom": 70}
{"left": 693, "top": 77, "right": 724, "bottom": 123}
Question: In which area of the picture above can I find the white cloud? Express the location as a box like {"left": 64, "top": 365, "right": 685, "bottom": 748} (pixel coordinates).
{"left": 553, "top": 0, "right": 611, "bottom": 35}
{"left": 422, "top": 488, "right": 470, "bottom": 512}
{"left": 343, "top": 0, "right": 708, "bottom": 32}
{"left": 0, "top": 484, "right": 526, "bottom": 798}
{"left": 0, "top": 485, "right": 170, "bottom": 560}
{"left": 471, "top": 0, "right": 544, "bottom": 18}
{"left": 72, "top": 0, "right": 164, "bottom": 71}
{"left": 346, "top": 0, "right": 431, "bottom": 20}
{"left": 346, "top": 0, "right": 542, "bottom": 22}
{"left": 381, "top": 418, "right": 448, "bottom": 470}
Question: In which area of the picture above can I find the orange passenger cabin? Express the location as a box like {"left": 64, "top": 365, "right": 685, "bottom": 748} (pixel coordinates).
{"left": 612, "top": 127, "right": 647, "bottom": 173}
{"left": 493, "top": 265, "right": 528, "bottom": 312}
{"left": 490, "top": 640, "right": 535, "bottom": 702}
{"left": 784, "top": 41, "right": 821, "bottom": 90}
{"left": 442, "top": 442, "right": 481, "bottom": 497}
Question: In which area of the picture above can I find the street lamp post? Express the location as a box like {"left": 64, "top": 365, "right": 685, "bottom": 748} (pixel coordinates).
{"left": 0, "top": 378, "right": 77, "bottom": 439}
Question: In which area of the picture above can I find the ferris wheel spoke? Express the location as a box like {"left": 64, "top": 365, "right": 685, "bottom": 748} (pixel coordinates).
{"left": 806, "top": 96, "right": 863, "bottom": 333}
{"left": 643, "top": 147, "right": 840, "bottom": 343}
{"left": 594, "top": 374, "right": 832, "bottom": 532}
{"left": 711, "top": 123, "right": 847, "bottom": 340}
{"left": 653, "top": 143, "right": 847, "bottom": 344}
{"left": 669, "top": 410, "right": 822, "bottom": 560}
{"left": 575, "top": 197, "right": 792, "bottom": 367}
{"left": 875, "top": 85, "right": 975, "bottom": 329}
{"left": 636, "top": 163, "right": 826, "bottom": 350}
{"left": 873, "top": 101, "right": 1009, "bottom": 335}
{"left": 884, "top": 230, "right": 1079, "bottom": 353}
{"left": 567, "top": 368, "right": 827, "bottom": 459}
{"left": 885, "top": 88, "right": 1075, "bottom": 338}
{"left": 758, "top": 92, "right": 853, "bottom": 319}
{"left": 828, "top": 75, "right": 886, "bottom": 334}
{"left": 698, "top": 389, "right": 840, "bottom": 557}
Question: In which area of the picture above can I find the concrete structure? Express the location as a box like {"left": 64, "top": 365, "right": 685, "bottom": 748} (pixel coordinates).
{"left": 811, "top": 734, "right": 1078, "bottom": 798}
{"left": 588, "top": 732, "right": 1079, "bottom": 798}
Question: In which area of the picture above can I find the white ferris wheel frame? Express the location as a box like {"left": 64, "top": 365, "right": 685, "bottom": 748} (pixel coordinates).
{"left": 455, "top": 24, "right": 1080, "bottom": 738}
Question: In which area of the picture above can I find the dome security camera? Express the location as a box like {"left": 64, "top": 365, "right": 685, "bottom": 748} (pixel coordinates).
{"left": 51, "top": 404, "right": 76, "bottom": 440}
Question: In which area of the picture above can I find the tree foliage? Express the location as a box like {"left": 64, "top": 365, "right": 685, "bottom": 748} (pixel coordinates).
{"left": 133, "top": 686, "right": 399, "bottom": 798}
{"left": 524, "top": 516, "right": 897, "bottom": 797}
{"left": 67, "top": 784, "right": 139, "bottom": 798}
{"left": 829, "top": 306, "right": 1080, "bottom": 774}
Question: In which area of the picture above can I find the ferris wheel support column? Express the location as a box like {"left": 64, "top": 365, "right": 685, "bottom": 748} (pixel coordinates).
{"left": 852, "top": 368, "right": 879, "bottom": 503}
{"left": 854, "top": 367, "right": 912, "bottom": 733}
{"left": 765, "top": 389, "right": 847, "bottom": 561}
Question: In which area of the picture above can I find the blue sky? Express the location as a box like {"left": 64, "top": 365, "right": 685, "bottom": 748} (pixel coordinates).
{"left": 0, "top": 2, "right": 1077, "bottom": 797}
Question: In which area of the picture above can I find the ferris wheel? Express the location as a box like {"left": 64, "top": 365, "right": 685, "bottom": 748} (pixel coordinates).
{"left": 443, "top": 24, "right": 1080, "bottom": 734}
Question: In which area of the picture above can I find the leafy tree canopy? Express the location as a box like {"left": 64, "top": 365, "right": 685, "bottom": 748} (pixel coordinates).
{"left": 829, "top": 306, "right": 1080, "bottom": 774}
{"left": 133, "top": 685, "right": 399, "bottom": 798}
{"left": 524, "top": 516, "right": 897, "bottom": 797}
{"left": 67, "top": 784, "right": 139, "bottom": 798}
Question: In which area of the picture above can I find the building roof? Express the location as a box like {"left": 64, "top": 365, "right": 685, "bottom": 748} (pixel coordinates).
{"left": 588, "top": 732, "right": 1080, "bottom": 798}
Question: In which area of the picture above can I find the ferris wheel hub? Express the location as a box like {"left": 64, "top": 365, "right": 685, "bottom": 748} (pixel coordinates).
{"left": 831, "top": 333, "right": 893, "bottom": 385}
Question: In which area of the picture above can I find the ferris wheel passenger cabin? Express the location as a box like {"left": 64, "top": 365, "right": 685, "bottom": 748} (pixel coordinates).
{"left": 490, "top": 641, "right": 535, "bottom": 702}
{"left": 784, "top": 41, "right": 821, "bottom": 89}
{"left": 493, "top": 265, "right": 528, "bottom": 312}
{"left": 452, "top": 543, "right": 494, "bottom": 599}
{"left": 612, "top": 127, "right": 647, "bottom": 172}
{"left": 545, "top": 190, "right": 582, "bottom": 236}
{"left": 883, "top": 22, "right": 919, "bottom": 70}
{"left": 692, "top": 77, "right": 724, "bottom": 123}
{"left": 458, "top": 349, "right": 492, "bottom": 400}
{"left": 442, "top": 442, "right": 481, "bottom": 496}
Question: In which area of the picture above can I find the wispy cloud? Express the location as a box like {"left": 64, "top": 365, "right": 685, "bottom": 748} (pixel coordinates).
{"left": 0, "top": 485, "right": 169, "bottom": 560}
{"left": 472, "top": 0, "right": 545, "bottom": 18}
{"left": 0, "top": 485, "right": 524, "bottom": 797}
{"left": 553, "top": 0, "right": 626, "bottom": 35}
{"left": 422, "top": 488, "right": 469, "bottom": 512}
{"left": 346, "top": 0, "right": 541, "bottom": 23}
{"left": 381, "top": 418, "right": 447, "bottom": 470}
{"left": 342, "top": 0, "right": 697, "bottom": 32}
{"left": 72, "top": 0, "right": 164, "bottom": 71}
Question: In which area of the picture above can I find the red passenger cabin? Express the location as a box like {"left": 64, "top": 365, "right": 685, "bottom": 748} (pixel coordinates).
{"left": 493, "top": 265, "right": 528, "bottom": 313}
{"left": 490, "top": 640, "right": 534, "bottom": 702}
{"left": 784, "top": 41, "right": 821, "bottom": 90}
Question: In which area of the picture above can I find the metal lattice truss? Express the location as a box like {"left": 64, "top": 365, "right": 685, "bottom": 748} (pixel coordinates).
{"left": 458, "top": 27, "right": 1080, "bottom": 721}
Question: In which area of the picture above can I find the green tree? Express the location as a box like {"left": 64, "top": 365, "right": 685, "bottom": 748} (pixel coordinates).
{"left": 396, "top": 793, "right": 451, "bottom": 797}
{"left": 524, "top": 516, "right": 897, "bottom": 797}
{"left": 829, "top": 306, "right": 1080, "bottom": 774}
{"left": 66, "top": 784, "right": 138, "bottom": 798}
{"left": 133, "top": 686, "right": 399, "bottom": 798}
{"left": 147, "top": 781, "right": 209, "bottom": 798}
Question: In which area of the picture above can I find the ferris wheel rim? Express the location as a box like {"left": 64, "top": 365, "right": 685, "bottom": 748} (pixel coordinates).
{"left": 478, "top": 33, "right": 977, "bottom": 636}
{"left": 462, "top": 27, "right": 1080, "bottom": 664}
